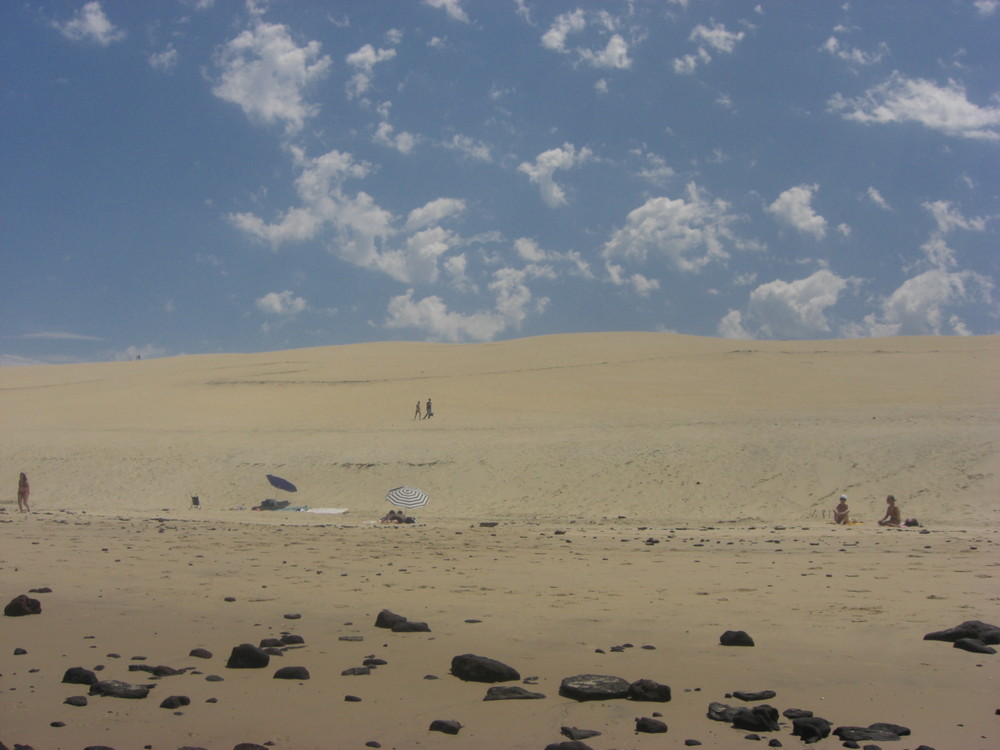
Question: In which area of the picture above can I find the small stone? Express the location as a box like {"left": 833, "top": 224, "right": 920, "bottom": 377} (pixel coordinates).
{"left": 189, "top": 648, "right": 213, "bottom": 659}
{"left": 428, "top": 719, "right": 462, "bottom": 735}
{"left": 560, "top": 727, "right": 601, "bottom": 740}
{"left": 13, "top": 647, "right": 27, "bottom": 655}
{"left": 273, "top": 666, "right": 310, "bottom": 680}
{"left": 635, "top": 716, "right": 668, "bottom": 733}
{"left": 342, "top": 666, "right": 370, "bottom": 676}
{"left": 160, "top": 695, "right": 191, "bottom": 709}
{"left": 720, "top": 630, "right": 755, "bottom": 647}
{"left": 345, "top": 695, "right": 362, "bottom": 702}
{"left": 64, "top": 695, "right": 88, "bottom": 706}
{"left": 283, "top": 613, "right": 301, "bottom": 620}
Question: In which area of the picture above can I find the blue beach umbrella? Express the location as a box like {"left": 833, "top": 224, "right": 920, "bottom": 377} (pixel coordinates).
{"left": 266, "top": 474, "right": 297, "bottom": 493}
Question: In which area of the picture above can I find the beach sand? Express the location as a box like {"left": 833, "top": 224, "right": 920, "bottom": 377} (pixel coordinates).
{"left": 2, "top": 333, "right": 998, "bottom": 749}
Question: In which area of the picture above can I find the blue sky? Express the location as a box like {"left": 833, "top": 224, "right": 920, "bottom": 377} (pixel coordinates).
{"left": 2, "top": 0, "right": 998, "bottom": 364}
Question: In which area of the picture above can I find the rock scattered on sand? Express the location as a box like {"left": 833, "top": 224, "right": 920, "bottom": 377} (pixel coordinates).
{"left": 281, "top": 634, "right": 305, "bottom": 645}
{"left": 63, "top": 666, "right": 99, "bottom": 685}
{"left": 392, "top": 620, "right": 431, "bottom": 632}
{"left": 923, "top": 620, "right": 1000, "bottom": 645}
{"left": 782, "top": 707, "right": 813, "bottom": 719}
{"left": 559, "top": 674, "right": 631, "bottom": 701}
{"left": 64, "top": 695, "right": 88, "bottom": 706}
{"left": 13, "top": 647, "right": 27, "bottom": 655}
{"left": 129, "top": 664, "right": 186, "bottom": 677}
{"left": 628, "top": 678, "right": 672, "bottom": 702}
{"left": 225, "top": 643, "right": 270, "bottom": 669}
{"left": 731, "top": 705, "right": 780, "bottom": 732}
{"left": 159, "top": 695, "right": 191, "bottom": 709}
{"left": 4, "top": 594, "right": 41, "bottom": 616}
{"left": 635, "top": 716, "right": 668, "bottom": 733}
{"left": 344, "top": 694, "right": 362, "bottom": 702}
{"left": 428, "top": 719, "right": 462, "bottom": 735}
{"left": 733, "top": 689, "right": 776, "bottom": 701}
{"left": 283, "top": 613, "right": 301, "bottom": 619}
{"left": 232, "top": 744, "right": 269, "bottom": 750}
{"left": 451, "top": 653, "right": 520, "bottom": 683}
{"left": 374, "top": 609, "right": 407, "bottom": 629}
{"left": 273, "top": 666, "right": 310, "bottom": 680}
{"left": 483, "top": 685, "right": 545, "bottom": 700}
{"left": 560, "top": 727, "right": 601, "bottom": 740}
{"left": 707, "top": 701, "right": 741, "bottom": 722}
{"left": 342, "top": 666, "right": 370, "bottom": 676}
{"left": 339, "top": 635, "right": 364, "bottom": 642}
{"left": 720, "top": 630, "right": 754, "bottom": 646}
{"left": 791, "top": 716, "right": 831, "bottom": 743}
{"left": 833, "top": 723, "right": 910, "bottom": 741}
{"left": 189, "top": 648, "right": 213, "bottom": 659}
{"left": 545, "top": 743, "right": 594, "bottom": 750}
{"left": 89, "top": 680, "right": 153, "bottom": 699}
{"left": 28, "top": 587, "right": 52, "bottom": 594}
{"left": 205, "top": 674, "right": 224, "bottom": 682}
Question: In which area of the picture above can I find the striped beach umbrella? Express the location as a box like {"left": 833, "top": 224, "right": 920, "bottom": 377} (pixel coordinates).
{"left": 385, "top": 486, "right": 429, "bottom": 509}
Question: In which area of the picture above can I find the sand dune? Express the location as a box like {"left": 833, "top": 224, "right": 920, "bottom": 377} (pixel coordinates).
{"left": 2, "top": 333, "right": 997, "bottom": 524}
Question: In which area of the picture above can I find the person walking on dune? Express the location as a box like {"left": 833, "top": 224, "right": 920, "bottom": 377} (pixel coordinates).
{"left": 17, "top": 472, "right": 30, "bottom": 513}
{"left": 413, "top": 400, "right": 422, "bottom": 420}
{"left": 424, "top": 398, "right": 433, "bottom": 419}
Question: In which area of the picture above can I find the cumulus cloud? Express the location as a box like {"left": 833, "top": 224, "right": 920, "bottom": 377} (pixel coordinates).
{"left": 821, "top": 35, "right": 887, "bottom": 65}
{"left": 975, "top": 0, "right": 999, "bottom": 16}
{"left": 767, "top": 184, "right": 828, "bottom": 239}
{"left": 606, "top": 262, "right": 660, "bottom": 296}
{"left": 718, "top": 269, "right": 850, "bottom": 339}
{"left": 541, "top": 10, "right": 633, "bottom": 69}
{"left": 867, "top": 186, "right": 891, "bottom": 211}
{"left": 53, "top": 2, "right": 126, "bottom": 46}
{"left": 384, "top": 267, "right": 546, "bottom": 342}
{"left": 518, "top": 143, "right": 593, "bottom": 208}
{"left": 213, "top": 20, "right": 331, "bottom": 135}
{"left": 673, "top": 20, "right": 744, "bottom": 74}
{"left": 346, "top": 43, "right": 397, "bottom": 99}
{"left": 442, "top": 134, "right": 493, "bottom": 162}
{"left": 405, "top": 198, "right": 465, "bottom": 232}
{"left": 922, "top": 200, "right": 989, "bottom": 234}
{"left": 828, "top": 71, "right": 1000, "bottom": 141}
{"left": 603, "top": 183, "right": 747, "bottom": 274}
{"left": 373, "top": 120, "right": 417, "bottom": 154}
{"left": 256, "top": 290, "right": 307, "bottom": 316}
{"left": 423, "top": 0, "right": 470, "bottom": 23}
{"left": 541, "top": 9, "right": 587, "bottom": 52}
{"left": 149, "top": 44, "right": 179, "bottom": 72}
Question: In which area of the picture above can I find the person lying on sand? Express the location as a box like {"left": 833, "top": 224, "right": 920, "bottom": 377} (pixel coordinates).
{"left": 380, "top": 510, "right": 416, "bottom": 524}
{"left": 833, "top": 495, "right": 850, "bottom": 524}
{"left": 878, "top": 494, "right": 902, "bottom": 527}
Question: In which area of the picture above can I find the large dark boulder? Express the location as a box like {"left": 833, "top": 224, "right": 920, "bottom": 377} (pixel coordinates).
{"left": 225, "top": 643, "right": 270, "bottom": 669}
{"left": 635, "top": 716, "right": 668, "bottom": 733}
{"left": 560, "top": 727, "right": 601, "bottom": 740}
{"left": 483, "top": 685, "right": 545, "bottom": 700}
{"left": 732, "top": 705, "right": 780, "bottom": 732}
{"left": 428, "top": 719, "right": 462, "bottom": 735}
{"left": 160, "top": 695, "right": 191, "bottom": 709}
{"left": 273, "top": 666, "right": 310, "bottom": 680}
{"left": 374, "top": 609, "right": 408, "bottom": 629}
{"left": 707, "top": 702, "right": 741, "bottom": 722}
{"left": 62, "top": 667, "right": 98, "bottom": 685}
{"left": 559, "top": 674, "right": 630, "bottom": 701}
{"left": 89, "top": 680, "right": 152, "bottom": 699}
{"left": 4, "top": 595, "right": 41, "bottom": 617}
{"left": 734, "top": 689, "right": 776, "bottom": 701}
{"left": 451, "top": 654, "right": 520, "bottom": 683}
{"left": 923, "top": 620, "right": 1000, "bottom": 645}
{"left": 720, "top": 630, "right": 754, "bottom": 646}
{"left": 792, "top": 716, "right": 831, "bottom": 744}
{"left": 628, "top": 678, "right": 671, "bottom": 702}
{"left": 833, "top": 724, "right": 907, "bottom": 741}
{"left": 392, "top": 620, "right": 431, "bottom": 632}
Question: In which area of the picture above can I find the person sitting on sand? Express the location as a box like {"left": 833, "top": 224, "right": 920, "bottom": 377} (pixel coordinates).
{"left": 878, "top": 494, "right": 902, "bottom": 527}
{"left": 17, "top": 472, "right": 30, "bottom": 513}
{"left": 833, "top": 495, "right": 850, "bottom": 524}
{"left": 381, "top": 510, "right": 404, "bottom": 524}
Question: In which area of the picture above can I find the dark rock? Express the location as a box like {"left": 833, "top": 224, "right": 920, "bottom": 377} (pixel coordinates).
{"left": 129, "top": 664, "right": 184, "bottom": 677}
{"left": 4, "top": 595, "right": 41, "bottom": 617}
{"left": 281, "top": 634, "right": 305, "bottom": 645}
{"left": 479, "top": 521, "right": 498, "bottom": 527}
{"left": 560, "top": 727, "right": 601, "bottom": 740}
{"left": 868, "top": 722, "right": 910, "bottom": 736}
{"left": 82, "top": 747, "right": 115, "bottom": 750}
{"left": 363, "top": 658, "right": 387, "bottom": 667}
{"left": 273, "top": 666, "right": 310, "bottom": 680}
{"left": 428, "top": 719, "right": 462, "bottom": 735}
{"left": 684, "top": 741, "right": 702, "bottom": 747}
{"left": 283, "top": 613, "right": 301, "bottom": 619}
{"left": 29, "top": 587, "right": 52, "bottom": 593}
{"left": 262, "top": 647, "right": 283, "bottom": 656}
{"left": 720, "top": 630, "right": 754, "bottom": 646}
{"left": 13, "top": 648, "right": 27, "bottom": 655}
{"left": 953, "top": 638, "right": 996, "bottom": 654}
{"left": 225, "top": 643, "right": 270, "bottom": 669}
{"left": 392, "top": 620, "right": 430, "bottom": 632}
{"left": 374, "top": 609, "right": 407, "bottom": 629}
{"left": 451, "top": 653, "right": 520, "bottom": 683}
{"left": 833, "top": 726, "right": 905, "bottom": 742}
{"left": 559, "top": 673, "right": 630, "bottom": 701}
{"left": 189, "top": 648, "right": 213, "bottom": 659}
{"left": 64, "top": 695, "right": 88, "bottom": 706}
{"left": 364, "top": 743, "right": 380, "bottom": 748}
{"left": 160, "top": 695, "right": 191, "bottom": 709}
{"left": 707, "top": 701, "right": 740, "bottom": 722}
{"left": 628, "top": 678, "right": 671, "bottom": 702}
{"left": 744, "top": 733, "right": 760, "bottom": 740}
{"left": 232, "top": 744, "right": 269, "bottom": 750}
{"left": 734, "top": 690, "right": 776, "bottom": 701}
{"left": 62, "top": 667, "right": 98, "bottom": 685}
{"left": 768, "top": 741, "right": 782, "bottom": 748}
{"left": 783, "top": 707, "right": 813, "bottom": 719}
{"left": 89, "top": 680, "right": 152, "bottom": 699}
{"left": 923, "top": 620, "right": 1000, "bottom": 644}
{"left": 545, "top": 743, "right": 594, "bottom": 750}
{"left": 635, "top": 716, "right": 668, "bottom": 733}
{"left": 345, "top": 695, "right": 362, "bottom": 702}
{"left": 483, "top": 685, "right": 545, "bottom": 700}
{"left": 205, "top": 674, "right": 224, "bottom": 682}
{"left": 732, "top": 705, "right": 780, "bottom": 732}
{"left": 259, "top": 638, "right": 284, "bottom": 648}
{"left": 792, "top": 716, "right": 832, "bottom": 743}
{"left": 342, "top": 666, "right": 371, "bottom": 676}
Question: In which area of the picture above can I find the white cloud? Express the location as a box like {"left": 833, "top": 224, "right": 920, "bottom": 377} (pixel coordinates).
{"left": 579, "top": 34, "right": 632, "bottom": 69}
{"left": 867, "top": 186, "right": 891, "bottom": 211}
{"left": 829, "top": 71, "right": 1000, "bottom": 141}
{"left": 373, "top": 120, "right": 417, "bottom": 154}
{"left": 149, "top": 44, "right": 179, "bottom": 72}
{"left": 767, "top": 184, "right": 828, "bottom": 239}
{"left": 541, "top": 9, "right": 587, "bottom": 52}
{"left": 922, "top": 200, "right": 989, "bottom": 234}
{"left": 975, "top": 0, "right": 999, "bottom": 16}
{"left": 256, "top": 290, "right": 307, "bottom": 316}
{"left": 606, "top": 262, "right": 660, "bottom": 297}
{"left": 213, "top": 21, "right": 331, "bottom": 135}
{"left": 719, "top": 269, "right": 850, "bottom": 339}
{"left": 541, "top": 10, "right": 632, "bottom": 69}
{"left": 20, "top": 331, "right": 102, "bottom": 341}
{"left": 423, "top": 0, "right": 470, "bottom": 24}
{"left": 442, "top": 134, "right": 493, "bottom": 162}
{"left": 345, "top": 43, "right": 397, "bottom": 99}
{"left": 690, "top": 21, "right": 745, "bottom": 54}
{"left": 54, "top": 2, "right": 125, "bottom": 46}
{"left": 406, "top": 198, "right": 465, "bottom": 232}
{"left": 384, "top": 268, "right": 545, "bottom": 342}
{"left": 518, "top": 143, "right": 593, "bottom": 208}
{"left": 602, "top": 182, "right": 746, "bottom": 273}
{"left": 821, "top": 35, "right": 887, "bottom": 66}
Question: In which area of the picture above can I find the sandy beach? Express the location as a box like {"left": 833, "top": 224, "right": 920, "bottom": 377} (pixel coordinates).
{"left": 2, "top": 333, "right": 998, "bottom": 749}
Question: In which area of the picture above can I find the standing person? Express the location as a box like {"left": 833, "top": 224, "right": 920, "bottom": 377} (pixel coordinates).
{"left": 413, "top": 400, "right": 422, "bottom": 420}
{"left": 424, "top": 398, "right": 433, "bottom": 419}
{"left": 17, "top": 472, "right": 30, "bottom": 513}
{"left": 878, "top": 494, "right": 901, "bottom": 527}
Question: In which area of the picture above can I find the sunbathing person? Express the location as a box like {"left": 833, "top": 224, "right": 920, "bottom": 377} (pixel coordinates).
{"left": 878, "top": 494, "right": 902, "bottom": 527}
{"left": 833, "top": 495, "right": 850, "bottom": 524}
